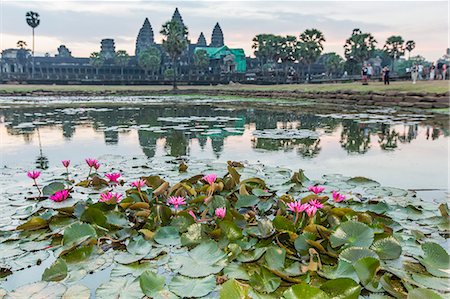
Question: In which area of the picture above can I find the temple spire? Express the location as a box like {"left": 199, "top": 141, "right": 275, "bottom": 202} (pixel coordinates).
{"left": 135, "top": 18, "right": 154, "bottom": 56}
{"left": 210, "top": 22, "right": 224, "bottom": 47}
{"left": 197, "top": 32, "right": 207, "bottom": 46}
{"left": 171, "top": 8, "right": 184, "bottom": 26}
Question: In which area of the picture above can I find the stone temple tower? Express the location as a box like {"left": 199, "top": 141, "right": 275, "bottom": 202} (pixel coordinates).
{"left": 135, "top": 18, "right": 154, "bottom": 56}
{"left": 171, "top": 8, "right": 185, "bottom": 27}
{"left": 210, "top": 23, "right": 224, "bottom": 47}
{"left": 197, "top": 32, "right": 207, "bottom": 46}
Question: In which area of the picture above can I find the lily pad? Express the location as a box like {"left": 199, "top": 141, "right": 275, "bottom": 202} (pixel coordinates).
{"left": 169, "top": 275, "right": 216, "bottom": 298}
{"left": 330, "top": 221, "right": 374, "bottom": 248}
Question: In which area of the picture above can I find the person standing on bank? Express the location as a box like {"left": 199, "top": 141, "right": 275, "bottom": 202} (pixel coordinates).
{"left": 367, "top": 63, "right": 373, "bottom": 80}
{"left": 430, "top": 63, "right": 435, "bottom": 80}
{"left": 442, "top": 63, "right": 447, "bottom": 80}
{"left": 383, "top": 66, "right": 390, "bottom": 85}
{"left": 418, "top": 64, "right": 423, "bottom": 80}
{"left": 361, "top": 65, "right": 369, "bottom": 85}
{"left": 411, "top": 63, "right": 418, "bottom": 84}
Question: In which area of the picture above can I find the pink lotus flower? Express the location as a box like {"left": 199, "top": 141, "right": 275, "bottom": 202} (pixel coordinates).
{"left": 203, "top": 174, "right": 217, "bottom": 185}
{"left": 61, "top": 160, "right": 70, "bottom": 168}
{"left": 130, "top": 179, "right": 146, "bottom": 189}
{"left": 215, "top": 207, "right": 226, "bottom": 219}
{"left": 308, "top": 185, "right": 325, "bottom": 194}
{"left": 332, "top": 191, "right": 346, "bottom": 203}
{"left": 50, "top": 189, "right": 69, "bottom": 202}
{"left": 27, "top": 170, "right": 41, "bottom": 180}
{"left": 93, "top": 162, "right": 101, "bottom": 170}
{"left": 99, "top": 192, "right": 123, "bottom": 203}
{"left": 167, "top": 196, "right": 186, "bottom": 210}
{"left": 85, "top": 158, "right": 98, "bottom": 168}
{"left": 106, "top": 172, "right": 121, "bottom": 184}
{"left": 287, "top": 201, "right": 309, "bottom": 213}
{"left": 305, "top": 199, "right": 324, "bottom": 217}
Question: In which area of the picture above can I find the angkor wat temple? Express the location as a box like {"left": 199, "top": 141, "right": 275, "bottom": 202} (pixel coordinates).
{"left": 0, "top": 8, "right": 324, "bottom": 84}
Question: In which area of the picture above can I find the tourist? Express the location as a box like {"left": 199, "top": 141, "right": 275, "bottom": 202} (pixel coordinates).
{"left": 361, "top": 65, "right": 369, "bottom": 85}
{"left": 429, "top": 63, "right": 435, "bottom": 80}
{"left": 442, "top": 63, "right": 447, "bottom": 80}
{"left": 383, "top": 66, "right": 390, "bottom": 85}
{"left": 410, "top": 63, "right": 418, "bottom": 84}
{"left": 418, "top": 64, "right": 423, "bottom": 80}
{"left": 367, "top": 63, "right": 373, "bottom": 80}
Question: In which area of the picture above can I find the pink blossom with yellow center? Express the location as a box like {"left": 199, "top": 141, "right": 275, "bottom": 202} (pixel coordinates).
{"left": 215, "top": 207, "right": 226, "bottom": 219}
{"left": 130, "top": 179, "right": 146, "bottom": 189}
{"left": 202, "top": 174, "right": 217, "bottom": 185}
{"left": 106, "top": 172, "right": 121, "bottom": 184}
{"left": 287, "top": 201, "right": 308, "bottom": 213}
{"left": 50, "top": 189, "right": 70, "bottom": 202}
{"left": 167, "top": 196, "right": 186, "bottom": 210}
{"left": 99, "top": 192, "right": 123, "bottom": 203}
{"left": 332, "top": 191, "right": 346, "bottom": 203}
{"left": 308, "top": 185, "right": 325, "bottom": 194}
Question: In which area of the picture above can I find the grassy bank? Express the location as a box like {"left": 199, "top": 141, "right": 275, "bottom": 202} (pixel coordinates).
{"left": 0, "top": 80, "right": 448, "bottom": 95}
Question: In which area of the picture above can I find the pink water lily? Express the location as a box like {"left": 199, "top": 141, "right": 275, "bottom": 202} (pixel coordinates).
{"left": 85, "top": 158, "right": 98, "bottom": 168}
{"left": 99, "top": 192, "right": 123, "bottom": 203}
{"left": 308, "top": 185, "right": 325, "bottom": 194}
{"left": 188, "top": 210, "right": 198, "bottom": 221}
{"left": 167, "top": 196, "right": 186, "bottom": 210}
{"left": 203, "top": 174, "right": 217, "bottom": 185}
{"left": 287, "top": 201, "right": 309, "bottom": 213}
{"left": 27, "top": 170, "right": 41, "bottom": 180}
{"left": 106, "top": 172, "right": 121, "bottom": 184}
{"left": 50, "top": 189, "right": 69, "bottom": 202}
{"left": 62, "top": 160, "right": 70, "bottom": 168}
{"left": 332, "top": 191, "right": 346, "bottom": 203}
{"left": 215, "top": 207, "right": 226, "bottom": 219}
{"left": 93, "top": 162, "right": 101, "bottom": 170}
{"left": 306, "top": 199, "right": 324, "bottom": 217}
{"left": 130, "top": 179, "right": 146, "bottom": 189}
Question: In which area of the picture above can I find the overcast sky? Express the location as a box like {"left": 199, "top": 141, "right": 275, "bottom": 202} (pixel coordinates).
{"left": 0, "top": 0, "right": 448, "bottom": 61}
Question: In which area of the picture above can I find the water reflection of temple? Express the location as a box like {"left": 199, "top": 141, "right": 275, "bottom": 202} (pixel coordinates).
{"left": 1, "top": 105, "right": 448, "bottom": 160}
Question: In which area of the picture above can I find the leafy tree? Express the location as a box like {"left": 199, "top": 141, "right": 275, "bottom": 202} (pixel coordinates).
{"left": 160, "top": 20, "right": 188, "bottom": 90}
{"left": 405, "top": 40, "right": 416, "bottom": 59}
{"left": 383, "top": 35, "right": 405, "bottom": 71}
{"left": 279, "top": 35, "right": 297, "bottom": 75}
{"left": 321, "top": 52, "right": 344, "bottom": 77}
{"left": 138, "top": 47, "right": 161, "bottom": 78}
{"left": 343, "top": 29, "right": 377, "bottom": 73}
{"left": 89, "top": 52, "right": 105, "bottom": 75}
{"left": 252, "top": 34, "right": 280, "bottom": 69}
{"left": 114, "top": 50, "right": 130, "bottom": 78}
{"left": 396, "top": 55, "right": 428, "bottom": 75}
{"left": 17, "top": 40, "right": 27, "bottom": 49}
{"left": 297, "top": 29, "right": 326, "bottom": 75}
{"left": 194, "top": 49, "right": 209, "bottom": 70}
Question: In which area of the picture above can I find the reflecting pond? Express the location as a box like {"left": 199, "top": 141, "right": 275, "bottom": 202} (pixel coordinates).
{"left": 0, "top": 98, "right": 448, "bottom": 190}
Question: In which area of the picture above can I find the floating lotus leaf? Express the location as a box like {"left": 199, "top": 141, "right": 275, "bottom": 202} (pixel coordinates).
{"left": 339, "top": 247, "right": 378, "bottom": 263}
{"left": 407, "top": 288, "right": 444, "bottom": 299}
{"left": 235, "top": 194, "right": 259, "bottom": 208}
{"left": 171, "top": 241, "right": 227, "bottom": 278}
{"left": 168, "top": 275, "right": 216, "bottom": 298}
{"left": 371, "top": 237, "right": 402, "bottom": 260}
{"left": 96, "top": 275, "right": 144, "bottom": 299}
{"left": 153, "top": 226, "right": 180, "bottom": 246}
{"left": 220, "top": 279, "right": 250, "bottom": 299}
{"left": 319, "top": 278, "right": 361, "bottom": 299}
{"left": 139, "top": 270, "right": 166, "bottom": 297}
{"left": 62, "top": 284, "right": 90, "bottom": 299}
{"left": 223, "top": 263, "right": 250, "bottom": 280}
{"left": 5, "top": 281, "right": 67, "bottom": 299}
{"left": 265, "top": 246, "right": 286, "bottom": 270}
{"left": 411, "top": 274, "right": 450, "bottom": 292}
{"left": 62, "top": 223, "right": 97, "bottom": 250}
{"left": 353, "top": 257, "right": 381, "bottom": 291}
{"left": 42, "top": 182, "right": 66, "bottom": 197}
{"left": 330, "top": 221, "right": 374, "bottom": 248}
{"left": 16, "top": 216, "right": 47, "bottom": 231}
{"left": 419, "top": 242, "right": 450, "bottom": 277}
{"left": 42, "top": 258, "right": 68, "bottom": 282}
{"left": 283, "top": 283, "right": 329, "bottom": 299}
{"left": 250, "top": 267, "right": 281, "bottom": 294}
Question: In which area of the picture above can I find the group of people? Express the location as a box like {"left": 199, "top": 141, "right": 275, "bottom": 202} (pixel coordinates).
{"left": 410, "top": 63, "right": 447, "bottom": 83}
{"left": 361, "top": 61, "right": 448, "bottom": 85}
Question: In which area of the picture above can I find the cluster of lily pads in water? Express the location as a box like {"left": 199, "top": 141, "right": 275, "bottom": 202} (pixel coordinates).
{"left": 0, "top": 158, "right": 448, "bottom": 298}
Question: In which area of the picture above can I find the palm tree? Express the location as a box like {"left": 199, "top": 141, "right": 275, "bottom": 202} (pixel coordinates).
{"left": 194, "top": 49, "right": 209, "bottom": 69}
{"left": 160, "top": 20, "right": 188, "bottom": 90}
{"left": 405, "top": 40, "right": 416, "bottom": 60}
{"left": 383, "top": 35, "right": 405, "bottom": 72}
{"left": 343, "top": 29, "right": 377, "bottom": 74}
{"left": 138, "top": 47, "right": 161, "bottom": 78}
{"left": 322, "top": 52, "right": 344, "bottom": 78}
{"left": 252, "top": 34, "right": 279, "bottom": 72}
{"left": 17, "top": 40, "right": 27, "bottom": 49}
{"left": 89, "top": 52, "right": 105, "bottom": 76}
{"left": 298, "top": 29, "right": 326, "bottom": 79}
{"left": 114, "top": 50, "right": 130, "bottom": 79}
{"left": 26, "top": 11, "right": 40, "bottom": 78}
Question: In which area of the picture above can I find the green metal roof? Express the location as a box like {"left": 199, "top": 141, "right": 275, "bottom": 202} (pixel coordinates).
{"left": 194, "top": 46, "right": 246, "bottom": 72}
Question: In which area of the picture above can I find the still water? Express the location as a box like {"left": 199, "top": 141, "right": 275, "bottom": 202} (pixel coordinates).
{"left": 0, "top": 99, "right": 448, "bottom": 190}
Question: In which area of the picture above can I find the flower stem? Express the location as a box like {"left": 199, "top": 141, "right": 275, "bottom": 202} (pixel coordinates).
{"left": 294, "top": 212, "right": 299, "bottom": 225}
{"left": 33, "top": 178, "right": 42, "bottom": 196}
{"left": 86, "top": 167, "right": 92, "bottom": 180}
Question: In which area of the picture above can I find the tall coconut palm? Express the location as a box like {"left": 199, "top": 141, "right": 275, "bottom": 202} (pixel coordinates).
{"left": 160, "top": 20, "right": 188, "bottom": 90}
{"left": 405, "top": 40, "right": 416, "bottom": 60}
{"left": 298, "top": 29, "right": 326, "bottom": 78}
{"left": 26, "top": 11, "right": 40, "bottom": 78}
{"left": 114, "top": 50, "right": 130, "bottom": 79}
{"left": 383, "top": 35, "right": 405, "bottom": 72}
